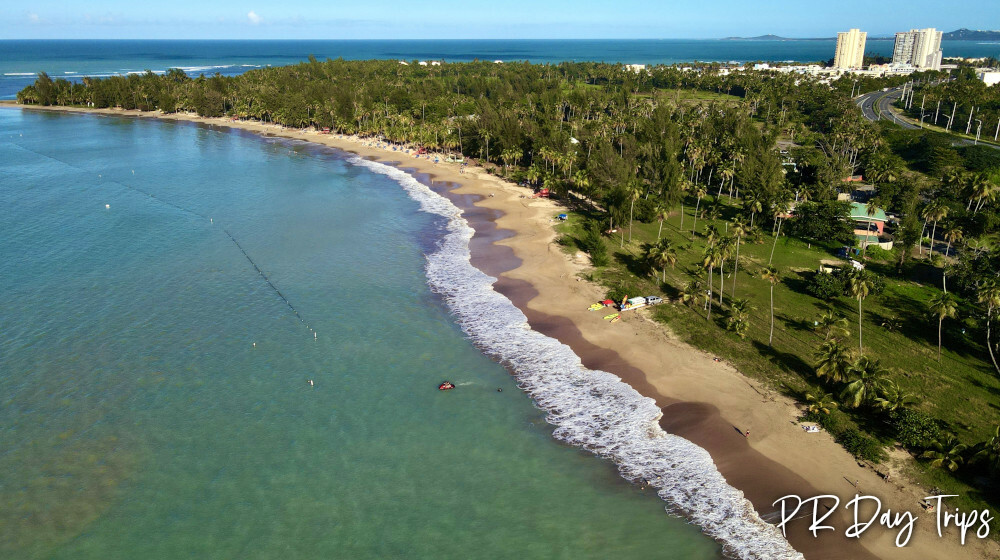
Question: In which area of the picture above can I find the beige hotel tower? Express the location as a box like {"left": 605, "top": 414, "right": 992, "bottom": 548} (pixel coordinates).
{"left": 834, "top": 28, "right": 867, "bottom": 69}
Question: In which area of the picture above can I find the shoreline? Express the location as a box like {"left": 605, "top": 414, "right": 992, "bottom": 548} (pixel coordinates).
{"left": 6, "top": 101, "right": 995, "bottom": 560}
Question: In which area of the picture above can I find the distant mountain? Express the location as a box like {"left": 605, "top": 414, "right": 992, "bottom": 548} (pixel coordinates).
{"left": 943, "top": 28, "right": 1000, "bottom": 40}
{"left": 722, "top": 35, "right": 789, "bottom": 41}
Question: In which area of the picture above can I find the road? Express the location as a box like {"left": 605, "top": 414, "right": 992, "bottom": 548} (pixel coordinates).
{"left": 855, "top": 87, "right": 919, "bottom": 129}
{"left": 855, "top": 87, "right": 998, "bottom": 149}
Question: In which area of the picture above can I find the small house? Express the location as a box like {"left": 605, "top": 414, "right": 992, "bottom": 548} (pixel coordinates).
{"left": 850, "top": 202, "right": 892, "bottom": 250}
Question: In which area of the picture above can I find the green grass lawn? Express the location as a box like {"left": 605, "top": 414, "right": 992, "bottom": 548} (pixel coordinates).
{"left": 554, "top": 192, "right": 1000, "bottom": 477}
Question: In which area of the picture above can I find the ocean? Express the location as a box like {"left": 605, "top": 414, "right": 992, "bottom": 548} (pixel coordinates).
{"left": 2, "top": 38, "right": 999, "bottom": 100}
{"left": 0, "top": 106, "right": 809, "bottom": 559}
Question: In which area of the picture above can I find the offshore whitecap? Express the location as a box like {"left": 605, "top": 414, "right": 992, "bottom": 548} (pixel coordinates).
{"left": 351, "top": 156, "right": 804, "bottom": 560}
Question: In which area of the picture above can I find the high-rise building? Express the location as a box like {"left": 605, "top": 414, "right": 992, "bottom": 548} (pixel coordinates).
{"left": 892, "top": 28, "right": 943, "bottom": 70}
{"left": 834, "top": 29, "right": 867, "bottom": 69}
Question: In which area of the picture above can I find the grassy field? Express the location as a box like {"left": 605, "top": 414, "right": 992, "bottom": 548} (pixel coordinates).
{"left": 554, "top": 193, "right": 1000, "bottom": 510}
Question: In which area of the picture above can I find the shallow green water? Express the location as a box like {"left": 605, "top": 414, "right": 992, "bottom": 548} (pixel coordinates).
{"left": 0, "top": 108, "right": 720, "bottom": 559}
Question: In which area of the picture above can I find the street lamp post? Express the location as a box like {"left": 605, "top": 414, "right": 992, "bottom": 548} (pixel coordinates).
{"left": 975, "top": 119, "right": 983, "bottom": 145}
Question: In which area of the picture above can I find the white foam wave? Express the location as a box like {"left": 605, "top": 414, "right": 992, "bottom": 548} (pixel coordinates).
{"left": 177, "top": 65, "right": 234, "bottom": 73}
{"left": 4, "top": 73, "right": 36, "bottom": 76}
{"left": 349, "top": 155, "right": 803, "bottom": 560}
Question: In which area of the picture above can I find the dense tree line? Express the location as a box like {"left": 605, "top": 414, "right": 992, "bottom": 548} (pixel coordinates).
{"left": 17, "top": 58, "right": 889, "bottom": 236}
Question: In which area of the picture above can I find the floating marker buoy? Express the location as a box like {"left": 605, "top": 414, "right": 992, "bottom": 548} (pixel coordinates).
{"left": 105, "top": 204, "right": 110, "bottom": 209}
{"left": 308, "top": 380, "right": 314, "bottom": 386}
{"left": 252, "top": 342, "right": 256, "bottom": 348}
{"left": 314, "top": 332, "right": 317, "bottom": 339}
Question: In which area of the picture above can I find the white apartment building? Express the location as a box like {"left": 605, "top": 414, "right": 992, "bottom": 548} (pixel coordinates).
{"left": 834, "top": 29, "right": 867, "bottom": 69}
{"left": 892, "top": 28, "right": 943, "bottom": 70}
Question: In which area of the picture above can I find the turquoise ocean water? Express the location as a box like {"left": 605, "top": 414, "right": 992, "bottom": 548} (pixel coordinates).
{"left": 2, "top": 39, "right": 999, "bottom": 99}
{"left": 0, "top": 108, "right": 742, "bottom": 559}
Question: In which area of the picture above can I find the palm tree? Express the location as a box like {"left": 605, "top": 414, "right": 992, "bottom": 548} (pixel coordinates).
{"left": 846, "top": 268, "right": 874, "bottom": 354}
{"left": 921, "top": 200, "right": 948, "bottom": 257}
{"left": 861, "top": 197, "right": 884, "bottom": 258}
{"left": 572, "top": 170, "right": 592, "bottom": 201}
{"left": 704, "top": 223, "right": 720, "bottom": 247}
{"left": 717, "top": 235, "right": 734, "bottom": 305}
{"left": 814, "top": 339, "right": 853, "bottom": 383}
{"left": 703, "top": 245, "right": 723, "bottom": 321}
{"left": 500, "top": 147, "right": 520, "bottom": 176}
{"left": 691, "top": 184, "right": 707, "bottom": 237}
{"left": 970, "top": 172, "right": 996, "bottom": 214}
{"left": 804, "top": 392, "right": 837, "bottom": 415}
{"left": 840, "top": 355, "right": 891, "bottom": 408}
{"left": 627, "top": 181, "right": 642, "bottom": 243}
{"left": 920, "top": 435, "right": 968, "bottom": 472}
{"left": 729, "top": 218, "right": 748, "bottom": 299}
{"left": 978, "top": 280, "right": 1000, "bottom": 375}
{"left": 743, "top": 194, "right": 763, "bottom": 230}
{"left": 727, "top": 297, "right": 755, "bottom": 338}
{"left": 873, "top": 380, "right": 917, "bottom": 412}
{"left": 762, "top": 265, "right": 780, "bottom": 346}
{"left": 942, "top": 225, "right": 963, "bottom": 258}
{"left": 643, "top": 240, "right": 677, "bottom": 283}
{"left": 654, "top": 204, "right": 670, "bottom": 241}
{"left": 816, "top": 311, "right": 849, "bottom": 341}
{"left": 972, "top": 426, "right": 1000, "bottom": 474}
{"left": 680, "top": 280, "right": 705, "bottom": 308}
{"left": 927, "top": 291, "right": 958, "bottom": 361}
{"left": 525, "top": 165, "right": 542, "bottom": 188}
{"left": 768, "top": 199, "right": 790, "bottom": 266}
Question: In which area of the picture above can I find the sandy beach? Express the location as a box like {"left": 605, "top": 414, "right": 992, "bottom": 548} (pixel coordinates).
{"left": 6, "top": 102, "right": 996, "bottom": 560}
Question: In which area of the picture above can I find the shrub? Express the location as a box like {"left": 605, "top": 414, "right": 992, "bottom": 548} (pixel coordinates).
{"left": 865, "top": 246, "right": 893, "bottom": 262}
{"left": 868, "top": 271, "right": 886, "bottom": 296}
{"left": 606, "top": 282, "right": 643, "bottom": 303}
{"left": 578, "top": 223, "right": 608, "bottom": 267}
{"left": 837, "top": 428, "right": 888, "bottom": 462}
{"left": 590, "top": 250, "right": 610, "bottom": 267}
{"left": 805, "top": 409, "right": 851, "bottom": 435}
{"left": 634, "top": 197, "right": 659, "bottom": 223}
{"left": 889, "top": 408, "right": 943, "bottom": 449}
{"left": 807, "top": 271, "right": 846, "bottom": 299}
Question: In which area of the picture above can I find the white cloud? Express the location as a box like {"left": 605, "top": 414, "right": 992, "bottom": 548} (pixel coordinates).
{"left": 27, "top": 12, "right": 40, "bottom": 23}
{"left": 247, "top": 11, "right": 261, "bottom": 25}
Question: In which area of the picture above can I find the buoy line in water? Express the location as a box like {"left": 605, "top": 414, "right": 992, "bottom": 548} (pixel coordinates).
{"left": 10, "top": 140, "right": 317, "bottom": 337}
{"left": 222, "top": 228, "right": 315, "bottom": 335}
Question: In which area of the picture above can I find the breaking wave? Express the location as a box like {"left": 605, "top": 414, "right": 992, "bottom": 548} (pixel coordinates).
{"left": 349, "top": 156, "right": 803, "bottom": 560}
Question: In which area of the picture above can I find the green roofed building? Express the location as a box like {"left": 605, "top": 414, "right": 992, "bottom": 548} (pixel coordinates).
{"left": 850, "top": 202, "right": 890, "bottom": 248}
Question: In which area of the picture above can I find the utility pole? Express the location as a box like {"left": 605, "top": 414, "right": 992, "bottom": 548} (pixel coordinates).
{"left": 975, "top": 119, "right": 983, "bottom": 145}
{"left": 966, "top": 106, "right": 975, "bottom": 136}
{"left": 947, "top": 102, "right": 957, "bottom": 132}
{"left": 934, "top": 99, "right": 941, "bottom": 125}
{"left": 919, "top": 95, "right": 925, "bottom": 126}
{"left": 995, "top": 117, "right": 1000, "bottom": 142}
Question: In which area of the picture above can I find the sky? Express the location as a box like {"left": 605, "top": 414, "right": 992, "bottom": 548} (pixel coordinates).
{"left": 1, "top": 1, "right": 994, "bottom": 40}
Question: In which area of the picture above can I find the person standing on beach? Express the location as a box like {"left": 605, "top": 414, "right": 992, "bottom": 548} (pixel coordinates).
{"left": 744, "top": 430, "right": 750, "bottom": 438}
